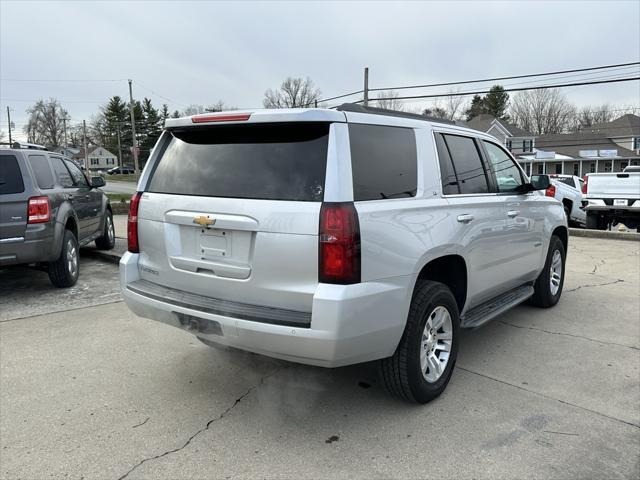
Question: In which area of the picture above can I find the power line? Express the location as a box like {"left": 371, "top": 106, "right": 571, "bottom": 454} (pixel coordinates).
{"left": 133, "top": 81, "right": 188, "bottom": 108}
{"left": 367, "top": 76, "right": 640, "bottom": 102}
{"left": 0, "top": 78, "right": 127, "bottom": 82}
{"left": 368, "top": 61, "right": 640, "bottom": 93}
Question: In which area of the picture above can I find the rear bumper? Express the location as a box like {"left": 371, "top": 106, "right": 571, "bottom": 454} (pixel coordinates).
{"left": 120, "top": 252, "right": 413, "bottom": 367}
{"left": 0, "top": 223, "right": 57, "bottom": 266}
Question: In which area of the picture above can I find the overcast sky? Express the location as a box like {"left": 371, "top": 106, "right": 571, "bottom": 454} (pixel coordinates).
{"left": 1, "top": 0, "right": 639, "bottom": 141}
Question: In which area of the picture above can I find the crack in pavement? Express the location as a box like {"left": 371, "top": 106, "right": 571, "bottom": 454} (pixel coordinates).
{"left": 564, "top": 279, "right": 624, "bottom": 293}
{"left": 116, "top": 367, "right": 283, "bottom": 480}
{"left": 497, "top": 321, "right": 639, "bottom": 351}
{"left": 456, "top": 366, "right": 640, "bottom": 430}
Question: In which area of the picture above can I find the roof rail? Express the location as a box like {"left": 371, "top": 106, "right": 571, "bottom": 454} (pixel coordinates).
{"left": 11, "top": 141, "right": 48, "bottom": 151}
{"left": 336, "top": 103, "right": 455, "bottom": 125}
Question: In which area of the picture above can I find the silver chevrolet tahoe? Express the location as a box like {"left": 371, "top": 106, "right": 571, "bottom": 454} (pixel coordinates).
{"left": 120, "top": 104, "right": 567, "bottom": 403}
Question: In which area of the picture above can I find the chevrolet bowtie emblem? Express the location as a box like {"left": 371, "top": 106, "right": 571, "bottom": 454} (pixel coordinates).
{"left": 193, "top": 216, "right": 216, "bottom": 226}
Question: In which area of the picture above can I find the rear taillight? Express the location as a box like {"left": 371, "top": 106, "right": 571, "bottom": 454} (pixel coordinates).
{"left": 27, "top": 196, "right": 50, "bottom": 224}
{"left": 128, "top": 192, "right": 142, "bottom": 253}
{"left": 545, "top": 185, "right": 556, "bottom": 197}
{"left": 319, "top": 203, "right": 361, "bottom": 284}
{"left": 582, "top": 175, "right": 588, "bottom": 194}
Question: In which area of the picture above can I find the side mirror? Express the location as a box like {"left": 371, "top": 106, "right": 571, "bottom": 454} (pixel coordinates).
{"left": 90, "top": 176, "right": 106, "bottom": 188}
{"left": 530, "top": 174, "right": 551, "bottom": 190}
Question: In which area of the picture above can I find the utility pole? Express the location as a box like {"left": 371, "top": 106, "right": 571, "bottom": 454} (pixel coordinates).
{"left": 363, "top": 67, "right": 369, "bottom": 107}
{"left": 82, "top": 120, "right": 88, "bottom": 171}
{"left": 6, "top": 107, "right": 12, "bottom": 145}
{"left": 128, "top": 79, "right": 139, "bottom": 175}
{"left": 116, "top": 123, "right": 123, "bottom": 168}
{"left": 62, "top": 116, "right": 68, "bottom": 148}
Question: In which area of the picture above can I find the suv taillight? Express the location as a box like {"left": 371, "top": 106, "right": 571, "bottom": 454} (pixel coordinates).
{"left": 545, "top": 185, "right": 556, "bottom": 197}
{"left": 582, "top": 175, "right": 588, "bottom": 194}
{"left": 27, "top": 196, "right": 50, "bottom": 223}
{"left": 128, "top": 192, "right": 142, "bottom": 253}
{"left": 319, "top": 203, "right": 361, "bottom": 284}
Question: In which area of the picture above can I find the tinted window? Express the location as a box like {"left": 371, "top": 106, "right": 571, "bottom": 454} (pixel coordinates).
{"left": 51, "top": 157, "right": 74, "bottom": 188}
{"left": 64, "top": 160, "right": 88, "bottom": 187}
{"left": 434, "top": 133, "right": 460, "bottom": 195}
{"left": 28, "top": 154, "right": 55, "bottom": 189}
{"left": 442, "top": 134, "right": 489, "bottom": 194}
{"left": 148, "top": 123, "right": 329, "bottom": 201}
{"left": 349, "top": 124, "right": 417, "bottom": 201}
{"left": 0, "top": 155, "right": 25, "bottom": 194}
{"left": 482, "top": 141, "right": 523, "bottom": 193}
{"left": 553, "top": 176, "right": 575, "bottom": 187}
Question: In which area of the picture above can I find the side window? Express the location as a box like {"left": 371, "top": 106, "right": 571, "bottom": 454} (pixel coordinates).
{"left": 349, "top": 124, "right": 417, "bottom": 201}
{"left": 64, "top": 160, "right": 88, "bottom": 187}
{"left": 0, "top": 155, "right": 25, "bottom": 194}
{"left": 442, "top": 134, "right": 489, "bottom": 194}
{"left": 434, "top": 133, "right": 460, "bottom": 195}
{"left": 50, "top": 157, "right": 74, "bottom": 188}
{"left": 482, "top": 141, "right": 524, "bottom": 193}
{"left": 27, "top": 154, "right": 55, "bottom": 189}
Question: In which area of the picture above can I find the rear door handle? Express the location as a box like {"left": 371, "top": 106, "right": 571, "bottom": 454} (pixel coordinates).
{"left": 507, "top": 210, "right": 520, "bottom": 218}
{"left": 457, "top": 214, "right": 474, "bottom": 223}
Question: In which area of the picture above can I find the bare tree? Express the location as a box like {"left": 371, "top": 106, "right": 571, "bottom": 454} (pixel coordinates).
{"left": 509, "top": 89, "right": 576, "bottom": 135}
{"left": 263, "top": 77, "right": 321, "bottom": 108}
{"left": 423, "top": 92, "right": 466, "bottom": 121}
{"left": 23, "top": 98, "right": 69, "bottom": 148}
{"left": 206, "top": 101, "right": 235, "bottom": 112}
{"left": 181, "top": 104, "right": 209, "bottom": 116}
{"left": 372, "top": 90, "right": 405, "bottom": 111}
{"left": 0, "top": 130, "right": 5, "bottom": 142}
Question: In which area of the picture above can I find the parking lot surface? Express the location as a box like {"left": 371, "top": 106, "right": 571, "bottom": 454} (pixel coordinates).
{"left": 1, "top": 236, "right": 638, "bottom": 479}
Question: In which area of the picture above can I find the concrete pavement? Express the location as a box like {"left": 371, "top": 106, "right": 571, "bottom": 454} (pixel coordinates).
{"left": 1, "top": 236, "right": 638, "bottom": 479}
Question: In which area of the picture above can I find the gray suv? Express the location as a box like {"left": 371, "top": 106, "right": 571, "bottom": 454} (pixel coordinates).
{"left": 0, "top": 149, "right": 115, "bottom": 287}
{"left": 120, "top": 105, "right": 567, "bottom": 403}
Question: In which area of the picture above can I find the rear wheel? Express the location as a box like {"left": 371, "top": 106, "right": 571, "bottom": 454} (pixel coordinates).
{"left": 379, "top": 280, "right": 460, "bottom": 404}
{"left": 529, "top": 235, "right": 565, "bottom": 308}
{"left": 95, "top": 210, "right": 115, "bottom": 250}
{"left": 48, "top": 229, "right": 79, "bottom": 288}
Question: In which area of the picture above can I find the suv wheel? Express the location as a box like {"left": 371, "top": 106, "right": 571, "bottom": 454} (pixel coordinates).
{"left": 48, "top": 229, "right": 79, "bottom": 288}
{"left": 95, "top": 210, "right": 115, "bottom": 250}
{"left": 379, "top": 280, "right": 460, "bottom": 404}
{"left": 529, "top": 235, "right": 565, "bottom": 308}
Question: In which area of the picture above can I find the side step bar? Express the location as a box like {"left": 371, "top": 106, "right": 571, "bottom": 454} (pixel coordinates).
{"left": 460, "top": 285, "right": 534, "bottom": 329}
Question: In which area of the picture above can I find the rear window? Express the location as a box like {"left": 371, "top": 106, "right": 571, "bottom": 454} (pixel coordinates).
{"left": 552, "top": 176, "right": 575, "bottom": 187}
{"left": 28, "top": 154, "right": 55, "bottom": 189}
{"left": 441, "top": 134, "right": 489, "bottom": 194}
{"left": 349, "top": 124, "right": 417, "bottom": 201}
{"left": 147, "top": 123, "right": 330, "bottom": 201}
{"left": 0, "top": 155, "right": 25, "bottom": 194}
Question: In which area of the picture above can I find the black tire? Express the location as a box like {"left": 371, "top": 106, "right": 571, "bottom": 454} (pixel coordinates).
{"left": 379, "top": 280, "right": 460, "bottom": 404}
{"left": 529, "top": 235, "right": 565, "bottom": 308}
{"left": 586, "top": 212, "right": 606, "bottom": 230}
{"left": 48, "top": 229, "right": 79, "bottom": 288}
{"left": 95, "top": 210, "right": 115, "bottom": 250}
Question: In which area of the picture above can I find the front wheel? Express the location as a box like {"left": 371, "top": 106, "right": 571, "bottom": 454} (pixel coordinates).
{"left": 379, "top": 280, "right": 460, "bottom": 404}
{"left": 529, "top": 235, "right": 565, "bottom": 308}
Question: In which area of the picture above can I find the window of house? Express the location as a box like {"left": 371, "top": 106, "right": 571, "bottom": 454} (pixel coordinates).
{"left": 590, "top": 163, "right": 595, "bottom": 173}
{"left": 442, "top": 134, "right": 489, "bottom": 194}
{"left": 505, "top": 140, "right": 512, "bottom": 150}
{"left": 633, "top": 137, "right": 640, "bottom": 150}
{"left": 537, "top": 164, "right": 544, "bottom": 174}
{"left": 482, "top": 140, "right": 524, "bottom": 193}
{"left": 573, "top": 163, "right": 579, "bottom": 176}
{"left": 555, "top": 164, "right": 562, "bottom": 174}
{"left": 604, "top": 161, "right": 612, "bottom": 172}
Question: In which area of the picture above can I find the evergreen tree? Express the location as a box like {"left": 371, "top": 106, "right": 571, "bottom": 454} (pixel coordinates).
{"left": 483, "top": 85, "right": 509, "bottom": 120}
{"left": 140, "top": 98, "right": 162, "bottom": 163}
{"left": 101, "top": 96, "right": 129, "bottom": 161}
{"left": 465, "top": 95, "right": 486, "bottom": 121}
{"left": 160, "top": 104, "right": 169, "bottom": 123}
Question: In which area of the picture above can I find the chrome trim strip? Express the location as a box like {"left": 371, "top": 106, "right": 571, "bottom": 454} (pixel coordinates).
{"left": 127, "top": 279, "right": 312, "bottom": 328}
{"left": 0, "top": 237, "right": 24, "bottom": 244}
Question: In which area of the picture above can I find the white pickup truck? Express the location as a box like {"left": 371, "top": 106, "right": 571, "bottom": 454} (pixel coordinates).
{"left": 548, "top": 175, "right": 586, "bottom": 226}
{"left": 584, "top": 167, "right": 640, "bottom": 231}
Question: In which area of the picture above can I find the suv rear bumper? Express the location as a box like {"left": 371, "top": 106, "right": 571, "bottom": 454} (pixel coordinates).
{"left": 0, "top": 223, "right": 57, "bottom": 266}
{"left": 120, "top": 252, "right": 413, "bottom": 367}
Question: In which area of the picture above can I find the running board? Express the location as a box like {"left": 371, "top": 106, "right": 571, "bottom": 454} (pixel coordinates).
{"left": 460, "top": 285, "right": 534, "bottom": 329}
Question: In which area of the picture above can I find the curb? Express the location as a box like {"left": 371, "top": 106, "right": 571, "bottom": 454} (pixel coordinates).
{"left": 569, "top": 228, "right": 640, "bottom": 241}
